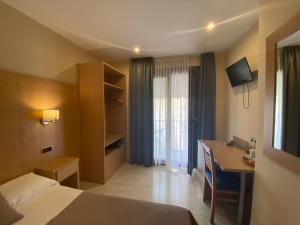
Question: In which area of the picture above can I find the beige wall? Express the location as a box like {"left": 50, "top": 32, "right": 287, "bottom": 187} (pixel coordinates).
{"left": 223, "top": 25, "right": 259, "bottom": 141}
{"left": 215, "top": 52, "right": 227, "bottom": 140}
{"left": 0, "top": 1, "right": 97, "bottom": 84}
{"left": 251, "top": 1, "right": 300, "bottom": 225}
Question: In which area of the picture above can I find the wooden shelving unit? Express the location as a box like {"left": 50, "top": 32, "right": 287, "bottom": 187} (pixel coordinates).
{"left": 78, "top": 62, "right": 127, "bottom": 184}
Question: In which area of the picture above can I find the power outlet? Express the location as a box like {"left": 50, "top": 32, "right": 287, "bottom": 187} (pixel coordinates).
{"left": 40, "top": 146, "right": 52, "bottom": 155}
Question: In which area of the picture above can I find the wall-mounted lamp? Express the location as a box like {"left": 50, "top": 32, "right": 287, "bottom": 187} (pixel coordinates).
{"left": 41, "top": 110, "right": 59, "bottom": 125}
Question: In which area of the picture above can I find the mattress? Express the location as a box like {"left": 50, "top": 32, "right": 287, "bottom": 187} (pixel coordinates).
{"left": 4, "top": 173, "right": 197, "bottom": 225}
{"left": 47, "top": 191, "right": 198, "bottom": 225}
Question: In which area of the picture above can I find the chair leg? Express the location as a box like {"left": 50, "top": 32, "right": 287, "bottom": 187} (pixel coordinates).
{"left": 210, "top": 187, "right": 217, "bottom": 224}
{"left": 203, "top": 178, "right": 209, "bottom": 202}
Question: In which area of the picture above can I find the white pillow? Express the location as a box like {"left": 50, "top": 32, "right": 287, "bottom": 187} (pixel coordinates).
{"left": 0, "top": 173, "right": 58, "bottom": 208}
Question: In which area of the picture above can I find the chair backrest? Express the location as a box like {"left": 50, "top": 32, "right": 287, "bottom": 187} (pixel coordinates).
{"left": 201, "top": 141, "right": 217, "bottom": 186}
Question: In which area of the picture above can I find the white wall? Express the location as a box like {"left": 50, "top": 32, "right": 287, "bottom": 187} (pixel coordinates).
{"left": 0, "top": 1, "right": 97, "bottom": 84}
{"left": 251, "top": 1, "right": 300, "bottom": 225}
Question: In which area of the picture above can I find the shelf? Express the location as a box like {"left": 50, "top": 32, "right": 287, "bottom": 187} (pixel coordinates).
{"left": 105, "top": 147, "right": 121, "bottom": 156}
{"left": 105, "top": 134, "right": 124, "bottom": 147}
{"left": 105, "top": 96, "right": 123, "bottom": 104}
{"left": 104, "top": 82, "right": 124, "bottom": 91}
{"left": 103, "top": 62, "right": 125, "bottom": 79}
{"left": 103, "top": 62, "right": 125, "bottom": 84}
{"left": 115, "top": 99, "right": 123, "bottom": 104}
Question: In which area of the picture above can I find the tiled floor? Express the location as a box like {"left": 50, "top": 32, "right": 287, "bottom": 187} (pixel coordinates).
{"left": 81, "top": 163, "right": 237, "bottom": 225}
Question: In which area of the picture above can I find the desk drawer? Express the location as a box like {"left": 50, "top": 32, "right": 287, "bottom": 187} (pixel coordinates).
{"left": 57, "top": 161, "right": 78, "bottom": 182}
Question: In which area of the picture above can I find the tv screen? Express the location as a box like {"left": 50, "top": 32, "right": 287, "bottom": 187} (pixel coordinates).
{"left": 226, "top": 57, "right": 253, "bottom": 87}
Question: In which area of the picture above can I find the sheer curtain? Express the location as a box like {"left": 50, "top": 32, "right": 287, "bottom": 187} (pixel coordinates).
{"left": 153, "top": 56, "right": 189, "bottom": 168}
{"left": 274, "top": 69, "right": 284, "bottom": 149}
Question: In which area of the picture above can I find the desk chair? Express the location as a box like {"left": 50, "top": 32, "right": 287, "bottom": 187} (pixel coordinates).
{"left": 202, "top": 142, "right": 240, "bottom": 224}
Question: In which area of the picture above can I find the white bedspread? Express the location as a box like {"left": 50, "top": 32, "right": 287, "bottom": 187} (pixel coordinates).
{"left": 14, "top": 185, "right": 82, "bottom": 225}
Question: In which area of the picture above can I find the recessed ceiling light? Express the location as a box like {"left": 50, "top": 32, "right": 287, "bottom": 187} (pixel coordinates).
{"left": 134, "top": 47, "right": 140, "bottom": 54}
{"left": 206, "top": 22, "right": 215, "bottom": 31}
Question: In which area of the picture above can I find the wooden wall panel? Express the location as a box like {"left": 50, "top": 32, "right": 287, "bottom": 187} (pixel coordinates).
{"left": 0, "top": 80, "right": 19, "bottom": 110}
{"left": 0, "top": 70, "right": 80, "bottom": 184}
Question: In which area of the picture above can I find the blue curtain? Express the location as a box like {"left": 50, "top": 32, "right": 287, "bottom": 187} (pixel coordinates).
{"left": 129, "top": 57, "right": 155, "bottom": 166}
{"left": 281, "top": 46, "right": 300, "bottom": 156}
{"left": 188, "top": 52, "right": 216, "bottom": 174}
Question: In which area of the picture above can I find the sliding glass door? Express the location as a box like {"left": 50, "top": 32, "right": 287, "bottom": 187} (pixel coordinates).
{"left": 154, "top": 76, "right": 168, "bottom": 164}
{"left": 153, "top": 57, "right": 189, "bottom": 168}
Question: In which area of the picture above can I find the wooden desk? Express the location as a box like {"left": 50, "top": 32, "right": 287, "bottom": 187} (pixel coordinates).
{"left": 35, "top": 157, "right": 79, "bottom": 189}
{"left": 202, "top": 140, "right": 254, "bottom": 225}
{"left": 203, "top": 140, "right": 254, "bottom": 173}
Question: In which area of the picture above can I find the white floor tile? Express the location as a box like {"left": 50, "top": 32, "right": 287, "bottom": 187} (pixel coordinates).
{"left": 81, "top": 163, "right": 237, "bottom": 225}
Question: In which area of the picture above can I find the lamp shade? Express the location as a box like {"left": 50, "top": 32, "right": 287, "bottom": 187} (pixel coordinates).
{"left": 42, "top": 110, "right": 59, "bottom": 125}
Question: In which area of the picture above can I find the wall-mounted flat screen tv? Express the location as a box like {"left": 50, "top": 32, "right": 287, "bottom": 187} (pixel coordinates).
{"left": 226, "top": 57, "right": 254, "bottom": 87}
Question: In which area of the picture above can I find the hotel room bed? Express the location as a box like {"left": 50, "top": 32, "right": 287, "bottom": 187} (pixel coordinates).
{"left": 0, "top": 173, "right": 198, "bottom": 225}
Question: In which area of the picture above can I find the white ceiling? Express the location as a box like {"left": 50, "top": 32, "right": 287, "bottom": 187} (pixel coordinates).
{"left": 3, "top": 0, "right": 259, "bottom": 60}
{"left": 278, "top": 30, "right": 300, "bottom": 47}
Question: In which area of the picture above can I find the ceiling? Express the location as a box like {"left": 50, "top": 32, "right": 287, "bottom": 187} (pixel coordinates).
{"left": 3, "top": 0, "right": 259, "bottom": 60}
{"left": 278, "top": 30, "right": 300, "bottom": 47}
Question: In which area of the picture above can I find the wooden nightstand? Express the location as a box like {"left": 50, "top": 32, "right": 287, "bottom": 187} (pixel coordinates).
{"left": 35, "top": 157, "right": 80, "bottom": 189}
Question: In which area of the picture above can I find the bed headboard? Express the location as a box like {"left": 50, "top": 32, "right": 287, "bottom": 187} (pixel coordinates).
{"left": 0, "top": 70, "right": 80, "bottom": 184}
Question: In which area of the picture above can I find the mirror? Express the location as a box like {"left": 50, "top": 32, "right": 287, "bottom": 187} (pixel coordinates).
{"left": 273, "top": 30, "right": 300, "bottom": 157}
{"left": 265, "top": 12, "right": 300, "bottom": 175}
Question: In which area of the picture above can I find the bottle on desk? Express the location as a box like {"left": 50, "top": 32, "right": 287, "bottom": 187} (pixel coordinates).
{"left": 249, "top": 138, "right": 256, "bottom": 159}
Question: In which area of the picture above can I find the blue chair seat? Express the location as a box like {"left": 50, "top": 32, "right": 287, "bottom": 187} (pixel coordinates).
{"left": 205, "top": 169, "right": 240, "bottom": 192}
